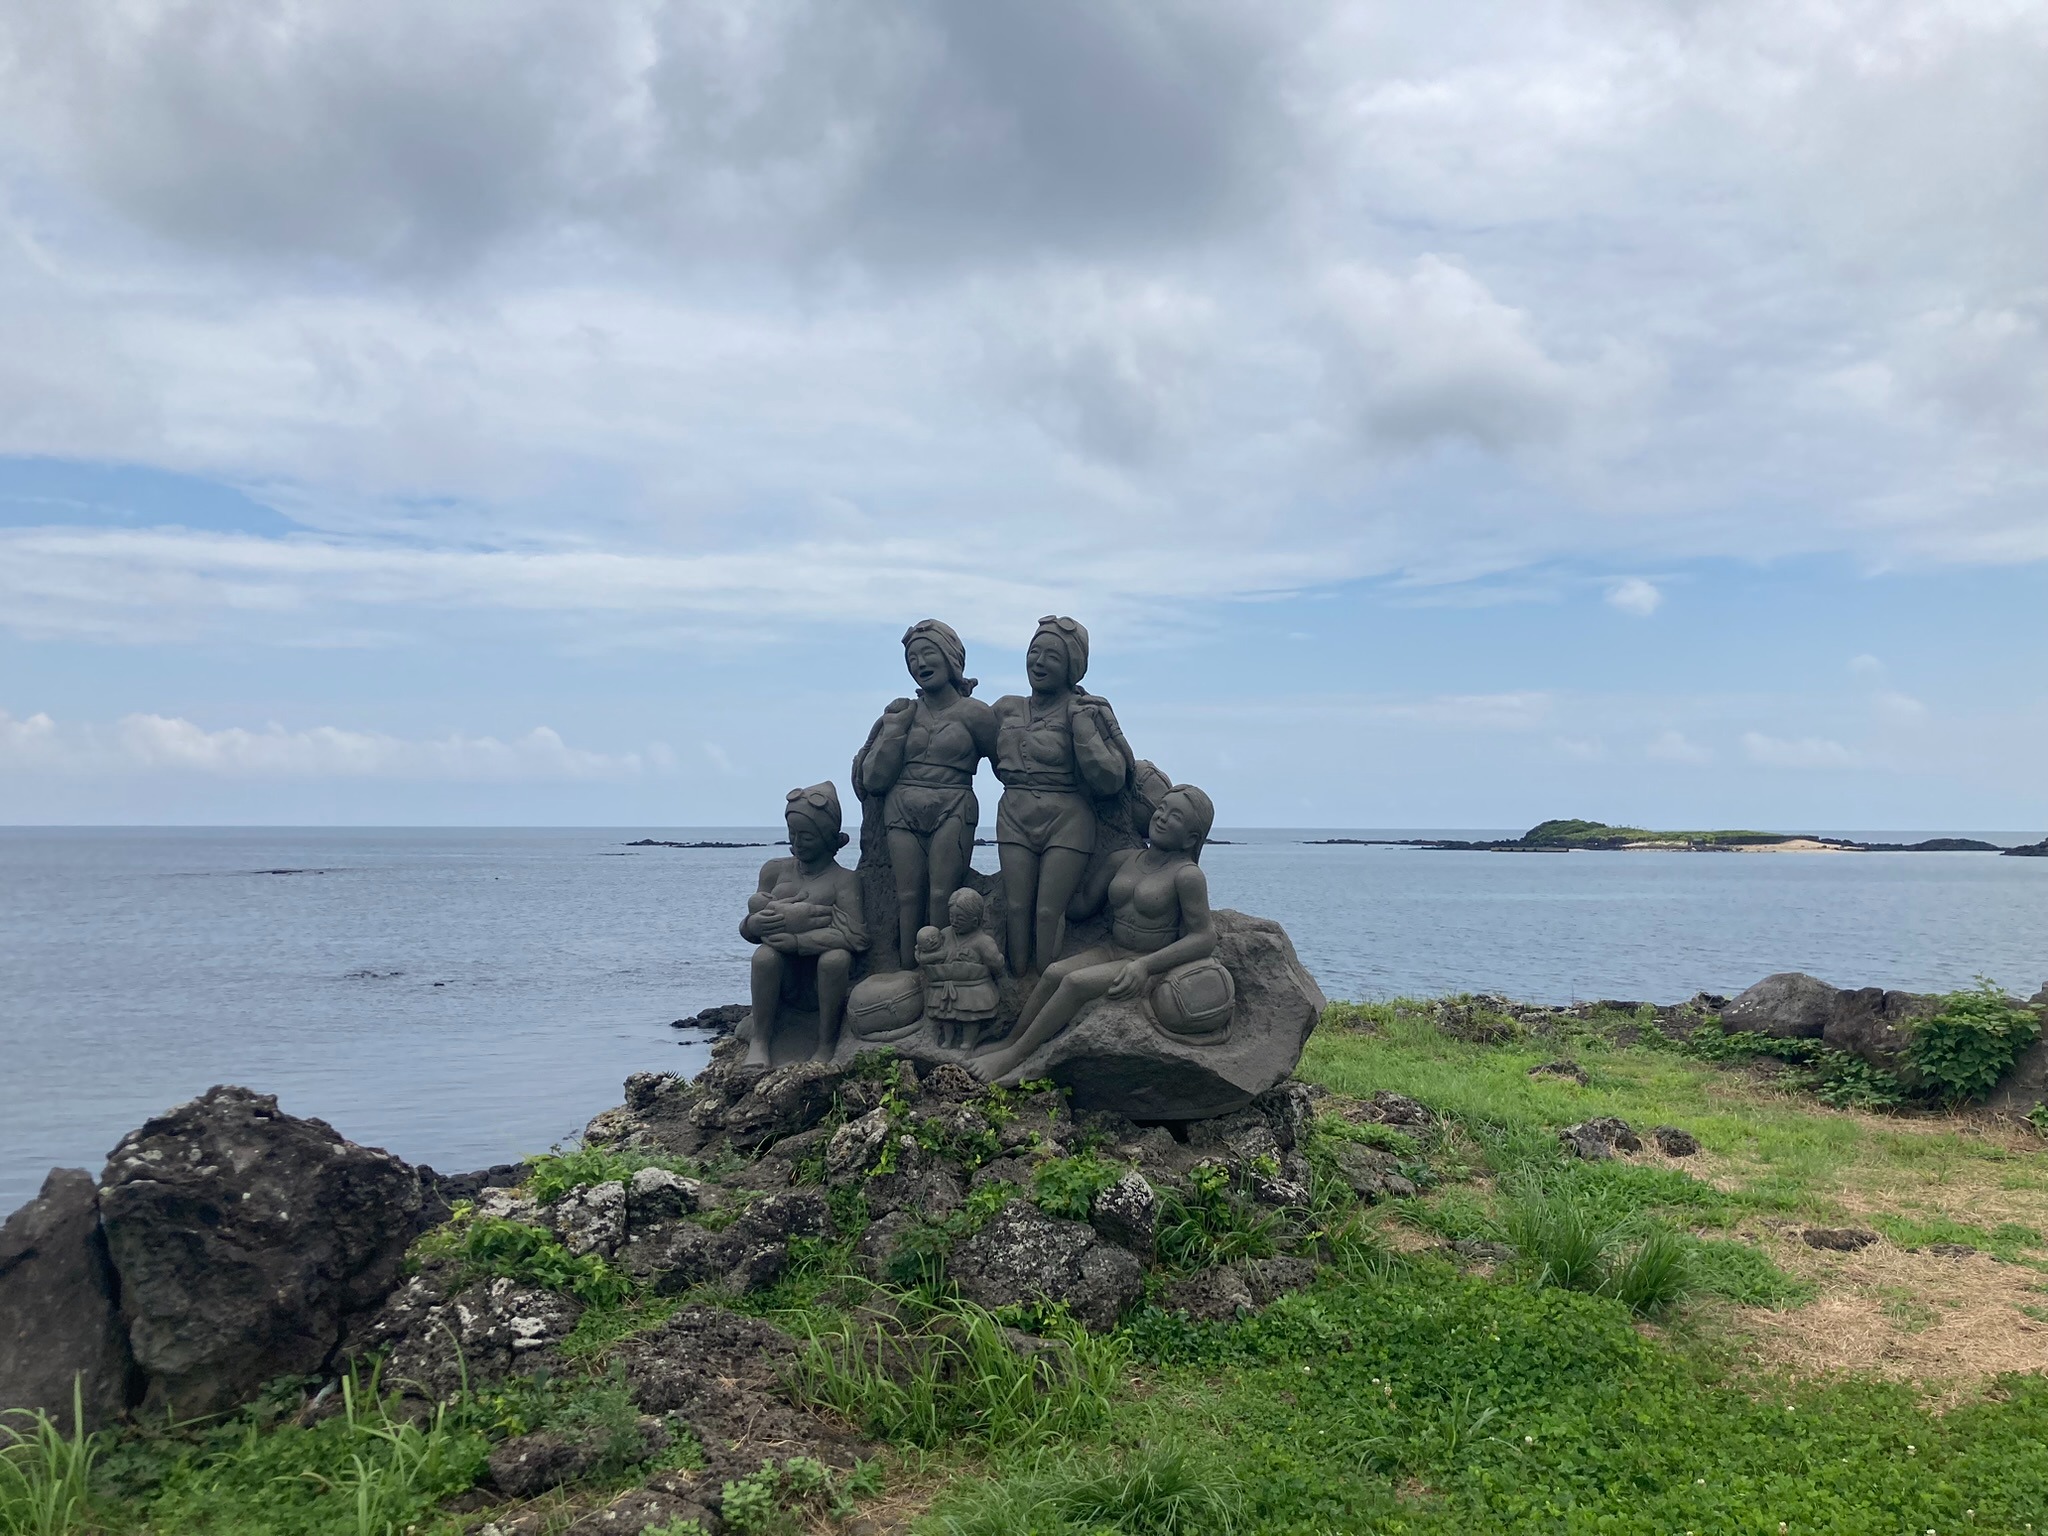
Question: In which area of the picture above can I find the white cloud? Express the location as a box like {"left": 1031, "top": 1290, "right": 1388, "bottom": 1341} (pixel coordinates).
{"left": 1873, "top": 689, "right": 1928, "bottom": 723}
{"left": 1373, "top": 692, "right": 1553, "bottom": 731}
{"left": 0, "top": 709, "right": 655, "bottom": 780}
{"left": 1316, "top": 257, "right": 1655, "bottom": 459}
{"left": 1742, "top": 731, "right": 1858, "bottom": 770}
{"left": 1605, "top": 577, "right": 1662, "bottom": 617}
{"left": 0, "top": 0, "right": 2040, "bottom": 661}
{"left": 1646, "top": 729, "right": 1709, "bottom": 764}
{"left": 1848, "top": 653, "right": 1885, "bottom": 679}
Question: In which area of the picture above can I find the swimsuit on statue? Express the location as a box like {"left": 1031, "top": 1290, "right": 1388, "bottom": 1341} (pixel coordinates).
{"left": 994, "top": 695, "right": 1097, "bottom": 854}
{"left": 882, "top": 697, "right": 980, "bottom": 837}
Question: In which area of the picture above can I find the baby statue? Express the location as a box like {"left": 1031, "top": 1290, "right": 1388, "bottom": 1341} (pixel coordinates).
{"left": 916, "top": 887, "right": 1006, "bottom": 1051}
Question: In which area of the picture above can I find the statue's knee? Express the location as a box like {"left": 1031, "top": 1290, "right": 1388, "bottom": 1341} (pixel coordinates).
{"left": 818, "top": 950, "right": 853, "bottom": 982}
{"left": 752, "top": 946, "right": 781, "bottom": 977}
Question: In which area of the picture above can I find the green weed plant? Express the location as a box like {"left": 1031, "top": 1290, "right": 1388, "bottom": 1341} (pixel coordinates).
{"left": 1908, "top": 979, "right": 2043, "bottom": 1104}
{"left": 0, "top": 1384, "right": 97, "bottom": 1536}
{"left": 783, "top": 1293, "right": 1123, "bottom": 1449}
{"left": 416, "top": 1208, "right": 633, "bottom": 1308}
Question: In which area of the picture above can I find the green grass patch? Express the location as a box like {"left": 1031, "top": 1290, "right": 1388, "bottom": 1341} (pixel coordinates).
{"left": 415, "top": 1209, "right": 633, "bottom": 1307}
{"left": 783, "top": 1292, "right": 1125, "bottom": 1449}
{"left": 1, "top": 1384, "right": 97, "bottom": 1536}
{"left": 523, "top": 1143, "right": 701, "bottom": 1205}
{"left": 97, "top": 1369, "right": 491, "bottom": 1536}
{"left": 1870, "top": 1214, "right": 2048, "bottom": 1264}
{"left": 1095, "top": 1256, "right": 2048, "bottom": 1532}
{"left": 1031, "top": 1153, "right": 1128, "bottom": 1221}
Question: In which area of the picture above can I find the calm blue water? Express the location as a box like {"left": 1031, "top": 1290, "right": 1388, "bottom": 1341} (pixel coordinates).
{"left": 3, "top": 826, "right": 2045, "bottom": 1213}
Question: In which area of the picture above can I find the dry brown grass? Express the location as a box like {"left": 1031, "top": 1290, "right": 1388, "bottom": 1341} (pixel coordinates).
{"left": 1723, "top": 1225, "right": 2048, "bottom": 1399}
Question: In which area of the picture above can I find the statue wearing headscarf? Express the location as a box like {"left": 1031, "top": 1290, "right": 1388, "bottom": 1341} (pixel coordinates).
{"left": 989, "top": 616, "right": 1137, "bottom": 976}
{"left": 740, "top": 781, "right": 869, "bottom": 1065}
{"left": 851, "top": 619, "right": 1000, "bottom": 969}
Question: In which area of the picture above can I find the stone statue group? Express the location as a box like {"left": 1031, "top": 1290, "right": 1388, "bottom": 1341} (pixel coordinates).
{"left": 739, "top": 616, "right": 1236, "bottom": 1084}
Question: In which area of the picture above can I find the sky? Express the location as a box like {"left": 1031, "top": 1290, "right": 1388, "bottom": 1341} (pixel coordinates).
{"left": 0, "top": 0, "right": 2043, "bottom": 830}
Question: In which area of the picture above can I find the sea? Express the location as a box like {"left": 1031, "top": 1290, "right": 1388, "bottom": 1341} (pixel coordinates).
{"left": 4, "top": 826, "right": 2046, "bottom": 1214}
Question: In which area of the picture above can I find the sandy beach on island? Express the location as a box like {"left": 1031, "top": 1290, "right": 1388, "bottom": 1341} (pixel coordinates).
{"left": 1730, "top": 838, "right": 1859, "bottom": 852}
{"left": 1615, "top": 838, "right": 1860, "bottom": 853}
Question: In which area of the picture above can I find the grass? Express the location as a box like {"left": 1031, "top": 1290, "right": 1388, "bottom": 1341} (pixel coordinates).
{"left": 1306, "top": 1001, "right": 2044, "bottom": 1224}
{"left": 923, "top": 1444, "right": 1246, "bottom": 1536}
{"left": 414, "top": 1206, "right": 634, "bottom": 1306}
{"left": 0, "top": 1385, "right": 97, "bottom": 1536}
{"left": 781, "top": 1290, "right": 1125, "bottom": 1449}
{"left": 523, "top": 1143, "right": 701, "bottom": 1205}
{"left": 898, "top": 996, "right": 2048, "bottom": 1531}
{"left": 95, "top": 1367, "right": 492, "bottom": 1536}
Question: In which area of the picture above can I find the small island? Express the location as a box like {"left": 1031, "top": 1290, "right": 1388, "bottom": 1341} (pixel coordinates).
{"left": 1307, "top": 818, "right": 2026, "bottom": 854}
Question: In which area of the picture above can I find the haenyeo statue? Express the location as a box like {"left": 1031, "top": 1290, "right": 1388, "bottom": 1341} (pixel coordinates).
{"left": 851, "top": 620, "right": 998, "bottom": 969}
{"left": 740, "top": 782, "right": 868, "bottom": 1066}
{"left": 973, "top": 783, "right": 1224, "bottom": 1084}
{"left": 991, "top": 616, "right": 1136, "bottom": 976}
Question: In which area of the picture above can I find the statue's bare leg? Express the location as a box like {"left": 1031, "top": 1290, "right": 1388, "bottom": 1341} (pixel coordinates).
{"left": 816, "top": 949, "right": 853, "bottom": 1062}
{"left": 887, "top": 828, "right": 929, "bottom": 969}
{"left": 747, "top": 946, "right": 785, "bottom": 1067}
{"left": 1033, "top": 847, "right": 1092, "bottom": 974}
{"left": 1011, "top": 951, "right": 1094, "bottom": 1038}
{"left": 998, "top": 842, "right": 1040, "bottom": 976}
{"left": 927, "top": 815, "right": 972, "bottom": 937}
{"left": 976, "top": 959, "right": 1122, "bottom": 1082}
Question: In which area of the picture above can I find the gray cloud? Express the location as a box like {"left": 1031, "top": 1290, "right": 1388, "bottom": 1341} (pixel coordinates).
{"left": 0, "top": 0, "right": 2042, "bottom": 623}
{"left": 0, "top": 0, "right": 1294, "bottom": 274}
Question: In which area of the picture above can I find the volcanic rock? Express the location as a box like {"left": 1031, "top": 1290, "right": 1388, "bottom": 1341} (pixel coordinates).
{"left": 947, "top": 1201, "right": 1144, "bottom": 1330}
{"left": 0, "top": 1168, "right": 138, "bottom": 1431}
{"left": 348, "top": 1269, "right": 580, "bottom": 1399}
{"left": 1560, "top": 1117, "right": 1641, "bottom": 1160}
{"left": 1648, "top": 1125, "right": 1701, "bottom": 1157}
{"left": 1823, "top": 987, "right": 1939, "bottom": 1072}
{"left": 97, "top": 1086, "right": 422, "bottom": 1418}
{"left": 1722, "top": 973, "right": 1841, "bottom": 1039}
{"left": 1088, "top": 1171, "right": 1159, "bottom": 1259}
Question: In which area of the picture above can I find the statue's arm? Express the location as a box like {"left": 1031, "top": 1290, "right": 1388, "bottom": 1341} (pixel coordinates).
{"left": 970, "top": 932, "right": 1007, "bottom": 976}
{"left": 987, "top": 698, "right": 1020, "bottom": 784}
{"left": 1134, "top": 865, "right": 1218, "bottom": 977}
{"left": 739, "top": 860, "right": 783, "bottom": 942}
{"left": 967, "top": 700, "right": 1001, "bottom": 766}
{"left": 1069, "top": 696, "right": 1132, "bottom": 798}
{"left": 791, "top": 871, "right": 870, "bottom": 956}
{"left": 854, "top": 703, "right": 913, "bottom": 797}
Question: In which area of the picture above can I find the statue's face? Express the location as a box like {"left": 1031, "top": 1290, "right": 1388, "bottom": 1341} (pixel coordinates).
{"left": 1025, "top": 633, "right": 1068, "bottom": 690}
{"left": 1149, "top": 792, "right": 1197, "bottom": 852}
{"left": 786, "top": 814, "right": 831, "bottom": 863}
{"left": 905, "top": 636, "right": 949, "bottom": 690}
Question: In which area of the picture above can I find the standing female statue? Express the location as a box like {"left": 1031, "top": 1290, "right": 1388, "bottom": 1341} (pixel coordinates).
{"left": 740, "top": 783, "right": 868, "bottom": 1066}
{"left": 991, "top": 616, "right": 1135, "bottom": 976}
{"left": 973, "top": 783, "right": 1219, "bottom": 1083}
{"left": 852, "top": 620, "right": 999, "bottom": 970}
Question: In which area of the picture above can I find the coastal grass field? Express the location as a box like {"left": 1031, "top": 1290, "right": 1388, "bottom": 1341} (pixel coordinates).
{"left": 9, "top": 1002, "right": 2048, "bottom": 1534}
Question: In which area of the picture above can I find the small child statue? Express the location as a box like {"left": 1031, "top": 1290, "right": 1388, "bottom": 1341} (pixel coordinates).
{"left": 916, "top": 888, "right": 1006, "bottom": 1051}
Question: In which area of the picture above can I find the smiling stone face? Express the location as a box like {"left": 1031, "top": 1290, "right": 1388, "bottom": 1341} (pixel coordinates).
{"left": 1025, "top": 632, "right": 1068, "bottom": 691}
{"left": 906, "top": 635, "right": 949, "bottom": 689}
